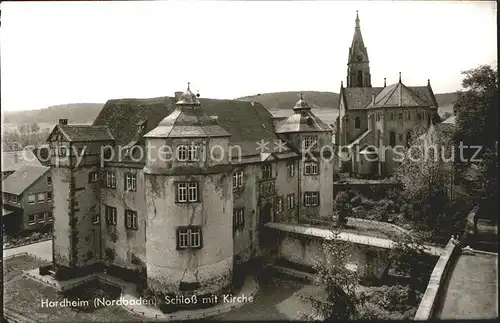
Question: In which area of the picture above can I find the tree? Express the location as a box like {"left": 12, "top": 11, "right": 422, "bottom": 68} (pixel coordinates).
{"left": 30, "top": 122, "right": 40, "bottom": 133}
{"left": 453, "top": 64, "right": 498, "bottom": 216}
{"left": 454, "top": 65, "right": 498, "bottom": 155}
{"left": 334, "top": 191, "right": 350, "bottom": 227}
{"left": 298, "top": 230, "right": 365, "bottom": 320}
{"left": 394, "top": 124, "right": 452, "bottom": 229}
{"left": 389, "top": 231, "right": 433, "bottom": 305}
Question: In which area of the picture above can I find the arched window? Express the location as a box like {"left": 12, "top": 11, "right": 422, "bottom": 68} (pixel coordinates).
{"left": 354, "top": 117, "right": 361, "bottom": 129}
{"left": 357, "top": 71, "right": 363, "bottom": 86}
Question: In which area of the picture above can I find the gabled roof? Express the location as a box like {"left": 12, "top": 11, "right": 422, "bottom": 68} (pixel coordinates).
{"left": 1, "top": 165, "right": 50, "bottom": 195}
{"left": 47, "top": 125, "right": 114, "bottom": 142}
{"left": 93, "top": 95, "right": 293, "bottom": 157}
{"left": 371, "top": 81, "right": 429, "bottom": 108}
{"left": 1, "top": 150, "right": 42, "bottom": 173}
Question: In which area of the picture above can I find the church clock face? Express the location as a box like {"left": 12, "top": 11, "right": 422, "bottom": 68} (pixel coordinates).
{"left": 356, "top": 55, "right": 363, "bottom": 61}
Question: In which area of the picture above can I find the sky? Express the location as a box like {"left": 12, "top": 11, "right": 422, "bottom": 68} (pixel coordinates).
{"left": 1, "top": 0, "right": 497, "bottom": 112}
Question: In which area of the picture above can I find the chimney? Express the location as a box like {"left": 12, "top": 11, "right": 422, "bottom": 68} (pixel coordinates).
{"left": 210, "top": 116, "right": 218, "bottom": 121}
{"left": 174, "top": 91, "right": 183, "bottom": 101}
{"left": 427, "top": 79, "right": 431, "bottom": 86}
{"left": 59, "top": 119, "right": 68, "bottom": 125}
{"left": 384, "top": 78, "right": 386, "bottom": 87}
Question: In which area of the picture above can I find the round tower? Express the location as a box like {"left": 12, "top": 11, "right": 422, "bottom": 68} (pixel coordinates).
{"left": 143, "top": 83, "right": 234, "bottom": 304}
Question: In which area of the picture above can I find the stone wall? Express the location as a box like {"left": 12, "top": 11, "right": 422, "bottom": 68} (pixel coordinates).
{"left": 414, "top": 238, "right": 460, "bottom": 320}
{"left": 275, "top": 230, "right": 390, "bottom": 279}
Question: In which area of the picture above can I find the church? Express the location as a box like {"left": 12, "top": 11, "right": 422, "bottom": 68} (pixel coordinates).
{"left": 335, "top": 12, "right": 441, "bottom": 177}
{"left": 44, "top": 11, "right": 439, "bottom": 309}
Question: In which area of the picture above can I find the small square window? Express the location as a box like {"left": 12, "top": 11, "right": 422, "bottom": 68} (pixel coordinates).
{"left": 28, "top": 194, "right": 35, "bottom": 204}
{"left": 47, "top": 176, "right": 52, "bottom": 186}
{"left": 37, "top": 192, "right": 45, "bottom": 203}
{"left": 89, "top": 171, "right": 98, "bottom": 183}
{"left": 47, "top": 192, "right": 53, "bottom": 202}
{"left": 177, "top": 227, "right": 203, "bottom": 250}
{"left": 28, "top": 214, "right": 35, "bottom": 225}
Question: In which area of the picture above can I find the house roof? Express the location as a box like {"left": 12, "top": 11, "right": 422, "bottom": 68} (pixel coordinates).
{"left": 1, "top": 165, "right": 50, "bottom": 195}
{"left": 93, "top": 95, "right": 293, "bottom": 157}
{"left": 145, "top": 86, "right": 231, "bottom": 139}
{"left": 1, "top": 150, "right": 42, "bottom": 173}
{"left": 341, "top": 83, "right": 438, "bottom": 110}
{"left": 372, "top": 82, "right": 429, "bottom": 108}
{"left": 276, "top": 96, "right": 332, "bottom": 133}
{"left": 48, "top": 125, "right": 114, "bottom": 142}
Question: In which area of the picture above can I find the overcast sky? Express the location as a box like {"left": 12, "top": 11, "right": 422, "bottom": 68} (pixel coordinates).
{"left": 1, "top": 0, "right": 497, "bottom": 112}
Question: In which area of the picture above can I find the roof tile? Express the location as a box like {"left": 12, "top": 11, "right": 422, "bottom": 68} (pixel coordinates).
{"left": 2, "top": 165, "right": 50, "bottom": 195}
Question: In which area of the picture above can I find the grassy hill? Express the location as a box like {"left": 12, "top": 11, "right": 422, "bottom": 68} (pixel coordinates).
{"left": 3, "top": 103, "right": 103, "bottom": 128}
{"left": 1, "top": 91, "right": 457, "bottom": 131}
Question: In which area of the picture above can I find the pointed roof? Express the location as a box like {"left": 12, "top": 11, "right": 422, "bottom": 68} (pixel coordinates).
{"left": 176, "top": 82, "right": 200, "bottom": 106}
{"left": 348, "top": 11, "right": 369, "bottom": 63}
{"left": 370, "top": 81, "right": 430, "bottom": 108}
{"left": 292, "top": 93, "right": 312, "bottom": 112}
{"left": 144, "top": 84, "right": 231, "bottom": 138}
{"left": 276, "top": 95, "right": 331, "bottom": 133}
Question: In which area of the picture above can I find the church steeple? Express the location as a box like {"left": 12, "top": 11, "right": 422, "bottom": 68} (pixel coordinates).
{"left": 346, "top": 11, "right": 371, "bottom": 88}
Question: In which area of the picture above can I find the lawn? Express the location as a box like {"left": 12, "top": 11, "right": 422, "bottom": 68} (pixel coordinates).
{"left": 3, "top": 254, "right": 46, "bottom": 281}
{"left": 3, "top": 254, "right": 143, "bottom": 322}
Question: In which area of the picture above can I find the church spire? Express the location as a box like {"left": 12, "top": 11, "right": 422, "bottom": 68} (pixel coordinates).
{"left": 346, "top": 11, "right": 371, "bottom": 88}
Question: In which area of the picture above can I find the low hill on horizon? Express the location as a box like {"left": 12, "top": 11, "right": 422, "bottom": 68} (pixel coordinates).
{"left": 2, "top": 91, "right": 457, "bottom": 130}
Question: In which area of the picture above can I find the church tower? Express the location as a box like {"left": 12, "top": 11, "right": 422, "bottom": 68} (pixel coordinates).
{"left": 347, "top": 11, "right": 371, "bottom": 88}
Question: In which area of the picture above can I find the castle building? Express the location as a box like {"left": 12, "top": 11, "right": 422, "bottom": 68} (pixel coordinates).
{"left": 46, "top": 83, "right": 334, "bottom": 301}
{"left": 335, "top": 12, "right": 441, "bottom": 177}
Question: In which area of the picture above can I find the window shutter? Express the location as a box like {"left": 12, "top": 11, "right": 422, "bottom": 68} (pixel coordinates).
{"left": 174, "top": 184, "right": 179, "bottom": 203}
{"left": 242, "top": 210, "right": 245, "bottom": 227}
{"left": 124, "top": 210, "right": 127, "bottom": 229}
{"left": 197, "top": 228, "right": 203, "bottom": 249}
{"left": 124, "top": 173, "right": 128, "bottom": 191}
{"left": 317, "top": 193, "right": 320, "bottom": 206}
{"left": 303, "top": 193, "right": 307, "bottom": 206}
{"left": 175, "top": 228, "right": 181, "bottom": 250}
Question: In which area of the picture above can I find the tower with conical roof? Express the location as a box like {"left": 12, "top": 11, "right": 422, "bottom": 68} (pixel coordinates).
{"left": 143, "top": 83, "right": 234, "bottom": 302}
{"left": 276, "top": 94, "right": 334, "bottom": 222}
{"left": 347, "top": 11, "right": 371, "bottom": 88}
